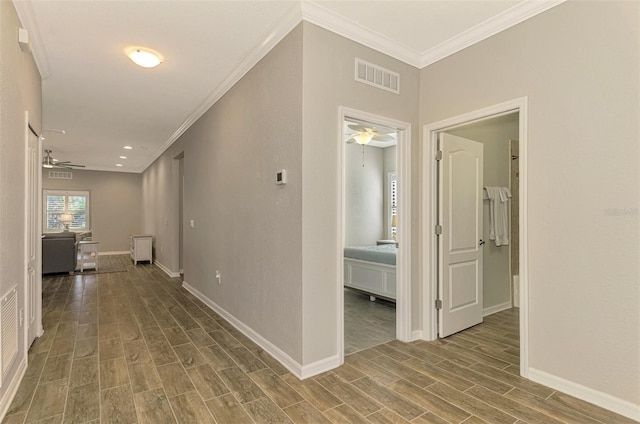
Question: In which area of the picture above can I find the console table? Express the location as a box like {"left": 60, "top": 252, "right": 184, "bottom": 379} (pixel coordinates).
{"left": 78, "top": 241, "right": 99, "bottom": 272}
{"left": 130, "top": 234, "right": 153, "bottom": 265}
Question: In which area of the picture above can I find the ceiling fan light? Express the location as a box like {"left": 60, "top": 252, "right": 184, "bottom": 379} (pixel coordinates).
{"left": 353, "top": 132, "right": 373, "bottom": 145}
{"left": 127, "top": 47, "right": 163, "bottom": 68}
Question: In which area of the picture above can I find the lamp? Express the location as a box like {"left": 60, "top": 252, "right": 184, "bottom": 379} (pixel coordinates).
{"left": 353, "top": 131, "right": 373, "bottom": 145}
{"left": 59, "top": 213, "right": 74, "bottom": 231}
{"left": 391, "top": 214, "right": 397, "bottom": 241}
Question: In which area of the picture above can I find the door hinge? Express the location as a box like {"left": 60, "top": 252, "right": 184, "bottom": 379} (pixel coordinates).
{"left": 435, "top": 150, "right": 443, "bottom": 161}
{"left": 435, "top": 224, "right": 443, "bottom": 235}
{"left": 435, "top": 299, "right": 442, "bottom": 310}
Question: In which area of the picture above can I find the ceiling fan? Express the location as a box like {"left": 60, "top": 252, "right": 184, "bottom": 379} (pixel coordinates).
{"left": 42, "top": 149, "right": 85, "bottom": 169}
{"left": 345, "top": 124, "right": 396, "bottom": 145}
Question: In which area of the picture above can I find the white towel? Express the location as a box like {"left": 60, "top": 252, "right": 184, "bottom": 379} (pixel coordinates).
{"left": 484, "top": 186, "right": 511, "bottom": 246}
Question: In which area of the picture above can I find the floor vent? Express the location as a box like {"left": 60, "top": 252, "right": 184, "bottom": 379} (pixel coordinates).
{"left": 1, "top": 287, "right": 18, "bottom": 384}
{"left": 48, "top": 171, "right": 72, "bottom": 180}
{"left": 355, "top": 58, "right": 400, "bottom": 94}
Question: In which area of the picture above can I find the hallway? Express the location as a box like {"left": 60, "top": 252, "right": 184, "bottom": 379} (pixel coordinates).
{"left": 2, "top": 259, "right": 634, "bottom": 423}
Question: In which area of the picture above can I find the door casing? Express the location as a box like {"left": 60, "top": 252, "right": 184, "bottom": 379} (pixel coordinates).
{"left": 337, "top": 106, "right": 412, "bottom": 365}
{"left": 24, "top": 111, "right": 43, "bottom": 351}
{"left": 422, "top": 97, "right": 529, "bottom": 377}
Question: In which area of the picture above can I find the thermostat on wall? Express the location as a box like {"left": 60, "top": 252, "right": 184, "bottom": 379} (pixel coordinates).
{"left": 276, "top": 169, "right": 287, "bottom": 185}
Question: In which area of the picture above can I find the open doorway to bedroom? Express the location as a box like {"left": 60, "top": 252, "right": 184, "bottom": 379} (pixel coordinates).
{"left": 339, "top": 107, "right": 412, "bottom": 358}
{"left": 343, "top": 116, "right": 398, "bottom": 354}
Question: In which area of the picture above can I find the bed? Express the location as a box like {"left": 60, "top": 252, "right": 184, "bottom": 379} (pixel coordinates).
{"left": 344, "top": 244, "right": 397, "bottom": 301}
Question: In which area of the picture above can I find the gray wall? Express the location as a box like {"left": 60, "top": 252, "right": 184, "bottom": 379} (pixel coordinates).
{"left": 43, "top": 169, "right": 142, "bottom": 252}
{"left": 143, "top": 26, "right": 304, "bottom": 362}
{"left": 420, "top": 1, "right": 639, "bottom": 404}
{"left": 345, "top": 143, "right": 384, "bottom": 246}
{"left": 301, "top": 22, "right": 420, "bottom": 363}
{"left": 0, "top": 0, "right": 42, "bottom": 413}
{"left": 446, "top": 113, "right": 518, "bottom": 311}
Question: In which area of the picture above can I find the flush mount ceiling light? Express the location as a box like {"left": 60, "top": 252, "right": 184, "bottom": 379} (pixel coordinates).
{"left": 123, "top": 145, "right": 133, "bottom": 150}
{"left": 126, "top": 47, "right": 163, "bottom": 68}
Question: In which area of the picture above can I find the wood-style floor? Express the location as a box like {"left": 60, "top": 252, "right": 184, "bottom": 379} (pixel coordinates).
{"left": 344, "top": 288, "right": 395, "bottom": 355}
{"left": 2, "top": 257, "right": 635, "bottom": 423}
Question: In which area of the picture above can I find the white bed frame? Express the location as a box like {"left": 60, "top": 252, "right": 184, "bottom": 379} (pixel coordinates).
{"left": 344, "top": 258, "right": 396, "bottom": 300}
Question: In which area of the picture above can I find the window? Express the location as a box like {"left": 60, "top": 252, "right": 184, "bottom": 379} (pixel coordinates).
{"left": 389, "top": 172, "right": 397, "bottom": 239}
{"left": 43, "top": 190, "right": 90, "bottom": 232}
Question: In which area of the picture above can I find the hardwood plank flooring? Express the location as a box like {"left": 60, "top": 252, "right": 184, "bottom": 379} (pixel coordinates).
{"left": 2, "top": 256, "right": 635, "bottom": 423}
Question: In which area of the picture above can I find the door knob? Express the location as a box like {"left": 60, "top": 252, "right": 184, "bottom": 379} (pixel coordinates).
{"left": 479, "top": 239, "right": 485, "bottom": 246}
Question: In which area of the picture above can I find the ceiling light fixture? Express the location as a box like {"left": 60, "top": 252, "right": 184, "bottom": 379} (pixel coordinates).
{"left": 126, "top": 47, "right": 163, "bottom": 68}
{"left": 119, "top": 156, "right": 127, "bottom": 159}
{"left": 124, "top": 146, "right": 133, "bottom": 150}
{"left": 353, "top": 132, "right": 373, "bottom": 145}
{"left": 116, "top": 164, "right": 123, "bottom": 167}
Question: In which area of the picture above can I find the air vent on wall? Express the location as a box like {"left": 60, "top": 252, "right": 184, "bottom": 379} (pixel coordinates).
{"left": 49, "top": 171, "right": 72, "bottom": 180}
{"left": 1, "top": 287, "right": 18, "bottom": 382}
{"left": 355, "top": 58, "right": 400, "bottom": 94}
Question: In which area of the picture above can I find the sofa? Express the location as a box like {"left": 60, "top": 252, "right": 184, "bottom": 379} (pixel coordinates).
{"left": 42, "top": 232, "right": 77, "bottom": 274}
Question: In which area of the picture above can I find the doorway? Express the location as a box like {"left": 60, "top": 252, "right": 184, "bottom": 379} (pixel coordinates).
{"left": 422, "top": 98, "right": 529, "bottom": 376}
{"left": 174, "top": 152, "right": 185, "bottom": 275}
{"left": 25, "top": 112, "right": 43, "bottom": 349}
{"left": 338, "top": 107, "right": 412, "bottom": 362}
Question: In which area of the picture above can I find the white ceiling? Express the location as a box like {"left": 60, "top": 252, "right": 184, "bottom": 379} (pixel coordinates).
{"left": 13, "top": 0, "right": 561, "bottom": 173}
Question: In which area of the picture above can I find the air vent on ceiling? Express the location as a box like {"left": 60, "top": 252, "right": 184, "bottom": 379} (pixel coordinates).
{"left": 49, "top": 171, "right": 72, "bottom": 180}
{"left": 1, "top": 287, "right": 18, "bottom": 382}
{"left": 355, "top": 58, "right": 400, "bottom": 94}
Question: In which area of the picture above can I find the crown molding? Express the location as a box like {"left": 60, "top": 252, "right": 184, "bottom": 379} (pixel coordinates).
{"left": 139, "top": 2, "right": 303, "bottom": 173}
{"left": 140, "top": 0, "right": 566, "bottom": 173}
{"left": 301, "top": 0, "right": 423, "bottom": 67}
{"left": 418, "top": 0, "right": 567, "bottom": 67}
{"left": 12, "top": 0, "right": 51, "bottom": 79}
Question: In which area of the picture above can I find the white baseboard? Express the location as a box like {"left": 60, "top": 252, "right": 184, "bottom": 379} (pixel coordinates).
{"left": 155, "top": 261, "right": 180, "bottom": 278}
{"left": 300, "top": 355, "right": 341, "bottom": 380}
{"left": 98, "top": 251, "right": 129, "bottom": 256}
{"left": 182, "top": 281, "right": 328, "bottom": 380}
{"left": 528, "top": 368, "right": 640, "bottom": 422}
{"left": 0, "top": 358, "right": 27, "bottom": 420}
{"left": 483, "top": 301, "right": 513, "bottom": 317}
{"left": 411, "top": 329, "right": 424, "bottom": 341}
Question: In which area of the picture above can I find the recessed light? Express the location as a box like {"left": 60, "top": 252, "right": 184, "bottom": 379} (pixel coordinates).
{"left": 124, "top": 146, "right": 133, "bottom": 150}
{"left": 126, "top": 47, "right": 163, "bottom": 68}
{"left": 119, "top": 156, "right": 127, "bottom": 159}
{"left": 52, "top": 158, "right": 59, "bottom": 162}
{"left": 116, "top": 164, "right": 123, "bottom": 167}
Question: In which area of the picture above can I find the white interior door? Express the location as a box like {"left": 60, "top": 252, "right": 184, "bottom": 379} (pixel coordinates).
{"left": 438, "top": 133, "right": 483, "bottom": 337}
{"left": 26, "top": 116, "right": 42, "bottom": 347}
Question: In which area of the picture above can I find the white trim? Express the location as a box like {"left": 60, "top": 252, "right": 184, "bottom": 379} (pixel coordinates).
{"left": 302, "top": 1, "right": 422, "bottom": 67}
{"left": 154, "top": 260, "right": 180, "bottom": 278}
{"left": 138, "top": 3, "right": 302, "bottom": 173}
{"left": 125, "top": 1, "right": 560, "bottom": 176}
{"left": 181, "top": 281, "right": 307, "bottom": 379}
{"left": 421, "top": 98, "right": 529, "bottom": 378}
{"left": 411, "top": 330, "right": 423, "bottom": 342}
{"left": 338, "top": 107, "right": 412, "bottom": 371}
{"left": 97, "top": 251, "right": 129, "bottom": 256}
{"left": 483, "top": 301, "right": 513, "bottom": 317}
{"left": 300, "top": 355, "right": 341, "bottom": 380}
{"left": 418, "top": 1, "right": 566, "bottom": 67}
{"left": 528, "top": 368, "right": 640, "bottom": 422}
{"left": 0, "top": 358, "right": 27, "bottom": 419}
{"left": 302, "top": 0, "right": 566, "bottom": 69}
{"left": 12, "top": 1, "right": 52, "bottom": 79}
